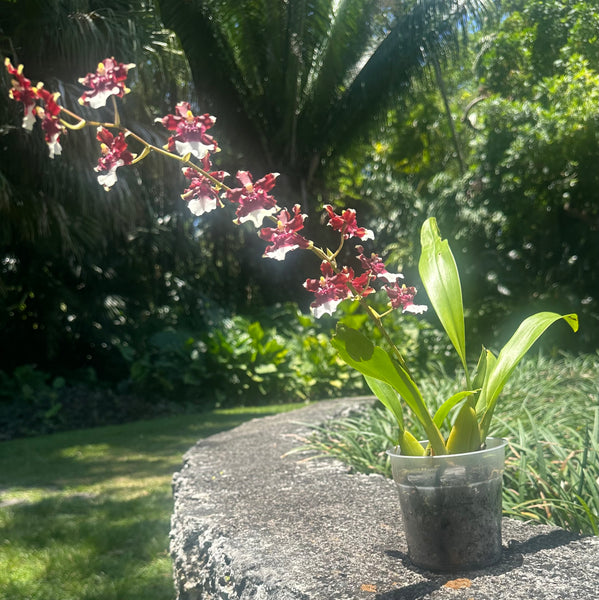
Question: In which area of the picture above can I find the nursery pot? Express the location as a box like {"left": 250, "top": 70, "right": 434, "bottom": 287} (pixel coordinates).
{"left": 387, "top": 438, "right": 507, "bottom": 572}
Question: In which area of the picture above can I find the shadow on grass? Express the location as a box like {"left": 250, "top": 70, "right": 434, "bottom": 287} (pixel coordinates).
{"left": 0, "top": 404, "right": 305, "bottom": 600}
{"left": 1, "top": 489, "right": 175, "bottom": 600}
{"left": 0, "top": 406, "right": 302, "bottom": 490}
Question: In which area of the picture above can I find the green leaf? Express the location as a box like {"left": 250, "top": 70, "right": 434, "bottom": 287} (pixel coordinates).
{"left": 364, "top": 375, "right": 404, "bottom": 433}
{"left": 248, "top": 321, "right": 264, "bottom": 342}
{"left": 446, "top": 403, "right": 481, "bottom": 454}
{"left": 418, "top": 218, "right": 468, "bottom": 378}
{"left": 478, "top": 312, "right": 579, "bottom": 438}
{"left": 364, "top": 377, "right": 426, "bottom": 456}
{"left": 398, "top": 430, "right": 426, "bottom": 456}
{"left": 472, "top": 347, "right": 496, "bottom": 392}
{"left": 433, "top": 390, "right": 478, "bottom": 429}
{"left": 332, "top": 324, "right": 446, "bottom": 454}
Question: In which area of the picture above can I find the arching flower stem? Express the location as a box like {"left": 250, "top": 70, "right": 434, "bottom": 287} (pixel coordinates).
{"left": 58, "top": 104, "right": 233, "bottom": 193}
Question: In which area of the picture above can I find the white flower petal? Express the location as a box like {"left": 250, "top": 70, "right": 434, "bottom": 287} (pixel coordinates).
{"left": 95, "top": 160, "right": 124, "bottom": 190}
{"left": 22, "top": 107, "right": 36, "bottom": 131}
{"left": 88, "top": 88, "right": 117, "bottom": 109}
{"left": 378, "top": 272, "right": 404, "bottom": 283}
{"left": 403, "top": 304, "right": 428, "bottom": 314}
{"left": 264, "top": 244, "right": 298, "bottom": 261}
{"left": 46, "top": 139, "right": 62, "bottom": 159}
{"left": 311, "top": 298, "right": 343, "bottom": 319}
{"left": 237, "top": 206, "right": 278, "bottom": 228}
{"left": 188, "top": 196, "right": 218, "bottom": 216}
{"left": 175, "top": 139, "right": 214, "bottom": 160}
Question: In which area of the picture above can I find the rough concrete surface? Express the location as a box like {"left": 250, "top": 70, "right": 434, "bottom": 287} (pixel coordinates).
{"left": 170, "top": 398, "right": 599, "bottom": 600}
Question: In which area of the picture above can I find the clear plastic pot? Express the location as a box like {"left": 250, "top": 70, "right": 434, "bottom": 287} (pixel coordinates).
{"left": 387, "top": 438, "right": 507, "bottom": 572}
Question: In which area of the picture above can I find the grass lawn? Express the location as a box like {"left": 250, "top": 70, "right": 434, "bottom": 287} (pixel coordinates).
{"left": 0, "top": 403, "right": 305, "bottom": 600}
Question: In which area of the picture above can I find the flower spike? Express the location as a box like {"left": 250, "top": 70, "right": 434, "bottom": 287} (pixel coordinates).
{"left": 226, "top": 171, "right": 279, "bottom": 227}
{"left": 157, "top": 102, "right": 218, "bottom": 160}
{"left": 35, "top": 85, "right": 65, "bottom": 159}
{"left": 304, "top": 261, "right": 374, "bottom": 319}
{"left": 324, "top": 205, "right": 374, "bottom": 241}
{"left": 385, "top": 282, "right": 427, "bottom": 314}
{"left": 356, "top": 245, "right": 403, "bottom": 283}
{"left": 181, "top": 165, "right": 227, "bottom": 216}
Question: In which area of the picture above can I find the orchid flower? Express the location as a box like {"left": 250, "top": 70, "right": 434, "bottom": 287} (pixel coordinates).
{"left": 225, "top": 171, "right": 279, "bottom": 227}
{"left": 78, "top": 58, "right": 135, "bottom": 109}
{"left": 4, "top": 56, "right": 579, "bottom": 458}
{"left": 260, "top": 205, "right": 311, "bottom": 260}
{"left": 94, "top": 127, "right": 135, "bottom": 190}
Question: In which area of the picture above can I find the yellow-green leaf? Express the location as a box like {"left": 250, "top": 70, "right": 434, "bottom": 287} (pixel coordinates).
{"left": 418, "top": 218, "right": 468, "bottom": 377}
{"left": 478, "top": 312, "right": 578, "bottom": 438}
{"left": 446, "top": 403, "right": 481, "bottom": 454}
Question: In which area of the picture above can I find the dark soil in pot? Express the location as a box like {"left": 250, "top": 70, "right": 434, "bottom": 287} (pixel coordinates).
{"left": 398, "top": 466, "right": 503, "bottom": 571}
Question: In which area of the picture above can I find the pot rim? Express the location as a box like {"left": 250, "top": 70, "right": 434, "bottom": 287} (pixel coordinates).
{"left": 386, "top": 436, "right": 507, "bottom": 460}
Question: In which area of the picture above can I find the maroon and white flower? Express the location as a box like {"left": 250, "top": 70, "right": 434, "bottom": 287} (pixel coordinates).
{"left": 78, "top": 57, "right": 135, "bottom": 109}
{"left": 35, "top": 85, "right": 65, "bottom": 159}
{"left": 94, "top": 127, "right": 135, "bottom": 190}
{"left": 5, "top": 59, "right": 38, "bottom": 130}
{"left": 259, "top": 205, "right": 311, "bottom": 260}
{"left": 304, "top": 261, "right": 374, "bottom": 318}
{"left": 225, "top": 171, "right": 279, "bottom": 227}
{"left": 181, "top": 164, "right": 227, "bottom": 216}
{"left": 157, "top": 101, "right": 217, "bottom": 160}
{"left": 384, "top": 282, "right": 427, "bottom": 314}
{"left": 356, "top": 245, "right": 403, "bottom": 284}
{"left": 324, "top": 205, "right": 374, "bottom": 241}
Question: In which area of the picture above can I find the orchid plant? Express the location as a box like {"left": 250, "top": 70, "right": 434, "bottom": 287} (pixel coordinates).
{"left": 4, "top": 57, "right": 579, "bottom": 456}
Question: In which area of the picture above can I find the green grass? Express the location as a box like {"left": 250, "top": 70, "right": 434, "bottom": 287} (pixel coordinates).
{"left": 0, "top": 403, "right": 305, "bottom": 600}
{"left": 302, "top": 353, "right": 599, "bottom": 535}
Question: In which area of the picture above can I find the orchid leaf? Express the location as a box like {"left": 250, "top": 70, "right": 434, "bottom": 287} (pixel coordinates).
{"left": 478, "top": 312, "right": 579, "bottom": 438}
{"left": 364, "top": 376, "right": 404, "bottom": 433}
{"left": 446, "top": 403, "right": 481, "bottom": 454}
{"left": 418, "top": 218, "right": 468, "bottom": 378}
{"left": 332, "top": 324, "right": 446, "bottom": 455}
{"left": 365, "top": 378, "right": 424, "bottom": 455}
{"left": 472, "top": 347, "right": 496, "bottom": 392}
{"left": 433, "top": 390, "right": 478, "bottom": 429}
{"left": 398, "top": 430, "right": 426, "bottom": 456}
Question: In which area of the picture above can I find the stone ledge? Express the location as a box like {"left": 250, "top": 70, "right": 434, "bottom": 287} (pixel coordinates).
{"left": 170, "top": 398, "right": 599, "bottom": 599}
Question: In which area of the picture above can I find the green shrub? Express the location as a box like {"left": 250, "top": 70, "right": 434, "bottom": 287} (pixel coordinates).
{"left": 0, "top": 365, "right": 172, "bottom": 440}
{"left": 123, "top": 305, "right": 363, "bottom": 406}
{"left": 1, "top": 300, "right": 450, "bottom": 436}
{"left": 0, "top": 365, "right": 65, "bottom": 439}
{"left": 121, "top": 300, "right": 448, "bottom": 407}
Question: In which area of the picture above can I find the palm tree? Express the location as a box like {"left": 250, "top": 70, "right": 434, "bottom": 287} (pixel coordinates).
{"left": 0, "top": 0, "right": 199, "bottom": 374}
{"left": 0, "top": 0, "right": 192, "bottom": 254}
{"left": 157, "top": 0, "right": 488, "bottom": 213}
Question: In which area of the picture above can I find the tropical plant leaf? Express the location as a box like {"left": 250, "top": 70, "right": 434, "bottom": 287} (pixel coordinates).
{"left": 398, "top": 430, "right": 427, "bottom": 457}
{"left": 433, "top": 390, "right": 478, "bottom": 429}
{"left": 418, "top": 217, "right": 468, "bottom": 378}
{"left": 472, "top": 347, "right": 496, "bottom": 391}
{"left": 364, "top": 376, "right": 404, "bottom": 433}
{"left": 478, "top": 312, "right": 579, "bottom": 438}
{"left": 446, "top": 402, "right": 481, "bottom": 453}
{"left": 331, "top": 324, "right": 446, "bottom": 454}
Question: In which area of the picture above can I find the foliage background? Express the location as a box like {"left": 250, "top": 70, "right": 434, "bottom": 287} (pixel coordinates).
{"left": 0, "top": 0, "right": 597, "bottom": 438}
